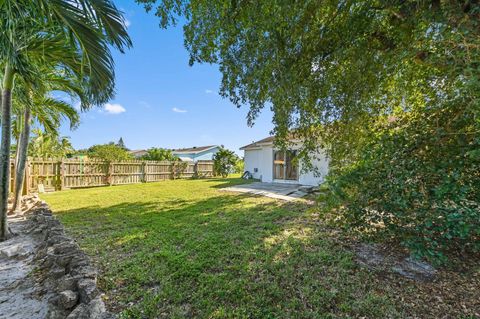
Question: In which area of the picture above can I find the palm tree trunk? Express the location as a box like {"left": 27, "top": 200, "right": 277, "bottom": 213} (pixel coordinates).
{"left": 15, "top": 113, "right": 24, "bottom": 167}
{"left": 12, "top": 106, "right": 31, "bottom": 214}
{"left": 0, "top": 64, "right": 15, "bottom": 241}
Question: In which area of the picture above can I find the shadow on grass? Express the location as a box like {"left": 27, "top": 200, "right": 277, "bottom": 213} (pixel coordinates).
{"left": 53, "top": 191, "right": 398, "bottom": 319}
{"left": 202, "top": 176, "right": 255, "bottom": 189}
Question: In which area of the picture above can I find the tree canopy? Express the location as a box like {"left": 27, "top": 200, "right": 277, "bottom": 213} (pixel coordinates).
{"left": 85, "top": 143, "right": 133, "bottom": 162}
{"left": 138, "top": 0, "right": 480, "bottom": 261}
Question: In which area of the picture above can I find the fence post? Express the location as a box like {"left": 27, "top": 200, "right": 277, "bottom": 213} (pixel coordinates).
{"left": 59, "top": 159, "right": 65, "bottom": 190}
{"left": 58, "top": 159, "right": 63, "bottom": 191}
{"left": 171, "top": 161, "right": 176, "bottom": 180}
{"left": 141, "top": 161, "right": 146, "bottom": 183}
{"left": 108, "top": 162, "right": 113, "bottom": 186}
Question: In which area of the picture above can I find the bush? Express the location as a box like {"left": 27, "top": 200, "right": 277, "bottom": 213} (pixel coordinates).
{"left": 213, "top": 147, "right": 239, "bottom": 178}
{"left": 141, "top": 148, "right": 178, "bottom": 161}
{"left": 86, "top": 143, "right": 133, "bottom": 162}
{"left": 234, "top": 158, "right": 244, "bottom": 174}
{"left": 325, "top": 106, "right": 480, "bottom": 263}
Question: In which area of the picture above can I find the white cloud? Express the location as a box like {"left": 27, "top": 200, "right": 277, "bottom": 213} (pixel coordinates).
{"left": 172, "top": 107, "right": 187, "bottom": 113}
{"left": 124, "top": 19, "right": 131, "bottom": 28}
{"left": 205, "top": 89, "right": 214, "bottom": 94}
{"left": 104, "top": 103, "right": 126, "bottom": 114}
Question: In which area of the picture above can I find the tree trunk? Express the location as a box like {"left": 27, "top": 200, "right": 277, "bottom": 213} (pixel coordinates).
{"left": 0, "top": 64, "right": 15, "bottom": 241}
{"left": 12, "top": 106, "right": 31, "bottom": 214}
{"left": 15, "top": 113, "right": 24, "bottom": 167}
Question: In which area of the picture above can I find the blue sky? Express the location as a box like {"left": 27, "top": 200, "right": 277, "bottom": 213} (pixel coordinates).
{"left": 57, "top": 0, "right": 273, "bottom": 155}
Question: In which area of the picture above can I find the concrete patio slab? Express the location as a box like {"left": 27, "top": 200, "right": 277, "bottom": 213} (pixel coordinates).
{"left": 221, "top": 182, "right": 308, "bottom": 201}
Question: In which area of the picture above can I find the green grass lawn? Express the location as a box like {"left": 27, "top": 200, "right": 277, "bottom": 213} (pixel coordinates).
{"left": 42, "top": 177, "right": 400, "bottom": 318}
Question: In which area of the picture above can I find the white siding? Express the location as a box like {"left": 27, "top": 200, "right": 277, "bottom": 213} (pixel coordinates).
{"left": 243, "top": 147, "right": 273, "bottom": 182}
{"left": 243, "top": 144, "right": 329, "bottom": 186}
{"left": 298, "top": 150, "right": 329, "bottom": 186}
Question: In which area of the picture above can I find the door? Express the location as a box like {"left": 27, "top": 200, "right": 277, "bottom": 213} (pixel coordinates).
{"left": 273, "top": 150, "right": 298, "bottom": 181}
{"left": 285, "top": 150, "right": 298, "bottom": 180}
{"left": 273, "top": 151, "right": 285, "bottom": 180}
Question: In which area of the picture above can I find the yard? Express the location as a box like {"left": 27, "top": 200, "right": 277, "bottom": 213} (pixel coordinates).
{"left": 42, "top": 177, "right": 479, "bottom": 318}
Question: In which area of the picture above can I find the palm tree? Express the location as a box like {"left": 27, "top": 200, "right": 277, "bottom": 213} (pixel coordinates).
{"left": 0, "top": 0, "right": 131, "bottom": 240}
{"left": 11, "top": 94, "right": 81, "bottom": 213}
{"left": 28, "top": 129, "right": 75, "bottom": 159}
{"left": 10, "top": 65, "right": 85, "bottom": 214}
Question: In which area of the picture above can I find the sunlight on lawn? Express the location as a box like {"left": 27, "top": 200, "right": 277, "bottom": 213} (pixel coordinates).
{"left": 42, "top": 177, "right": 398, "bottom": 319}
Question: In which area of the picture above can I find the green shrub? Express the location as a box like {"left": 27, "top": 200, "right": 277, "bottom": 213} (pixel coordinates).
{"left": 234, "top": 158, "right": 244, "bottom": 174}
{"left": 326, "top": 106, "right": 480, "bottom": 263}
{"left": 213, "top": 147, "right": 239, "bottom": 178}
{"left": 141, "top": 148, "right": 178, "bottom": 161}
{"left": 86, "top": 143, "right": 133, "bottom": 162}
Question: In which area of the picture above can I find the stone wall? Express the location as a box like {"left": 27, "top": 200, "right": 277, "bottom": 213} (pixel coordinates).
{"left": 26, "top": 197, "right": 113, "bottom": 318}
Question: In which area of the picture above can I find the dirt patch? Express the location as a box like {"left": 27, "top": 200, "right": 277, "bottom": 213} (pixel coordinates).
{"left": 353, "top": 242, "right": 480, "bottom": 318}
{"left": 0, "top": 196, "right": 114, "bottom": 319}
{"left": 0, "top": 216, "right": 50, "bottom": 318}
{"left": 354, "top": 243, "right": 436, "bottom": 281}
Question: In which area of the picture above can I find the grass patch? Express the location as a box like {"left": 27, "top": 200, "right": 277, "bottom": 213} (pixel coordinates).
{"left": 43, "top": 177, "right": 400, "bottom": 318}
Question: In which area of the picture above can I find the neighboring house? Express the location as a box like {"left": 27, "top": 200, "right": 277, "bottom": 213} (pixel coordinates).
{"left": 172, "top": 145, "right": 220, "bottom": 161}
{"left": 130, "top": 149, "right": 148, "bottom": 158}
{"left": 240, "top": 136, "right": 329, "bottom": 186}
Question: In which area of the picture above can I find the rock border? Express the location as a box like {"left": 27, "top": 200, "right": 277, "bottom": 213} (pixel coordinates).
{"left": 24, "top": 196, "right": 113, "bottom": 319}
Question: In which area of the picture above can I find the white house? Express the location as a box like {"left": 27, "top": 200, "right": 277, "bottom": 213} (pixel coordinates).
{"left": 240, "top": 136, "right": 329, "bottom": 186}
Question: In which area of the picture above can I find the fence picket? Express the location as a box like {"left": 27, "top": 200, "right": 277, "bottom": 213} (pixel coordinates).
{"left": 9, "top": 158, "right": 215, "bottom": 194}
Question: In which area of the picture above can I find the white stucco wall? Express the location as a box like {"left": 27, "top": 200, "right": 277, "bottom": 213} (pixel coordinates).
{"left": 243, "top": 145, "right": 328, "bottom": 186}
{"left": 298, "top": 150, "right": 329, "bottom": 186}
{"left": 243, "top": 146, "right": 273, "bottom": 182}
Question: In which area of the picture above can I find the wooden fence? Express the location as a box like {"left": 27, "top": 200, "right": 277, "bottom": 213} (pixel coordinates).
{"left": 9, "top": 158, "right": 215, "bottom": 194}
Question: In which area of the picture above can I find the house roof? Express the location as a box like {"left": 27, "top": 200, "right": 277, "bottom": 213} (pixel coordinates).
{"left": 240, "top": 136, "right": 275, "bottom": 150}
{"left": 177, "top": 156, "right": 194, "bottom": 162}
{"left": 172, "top": 145, "right": 219, "bottom": 154}
{"left": 130, "top": 149, "right": 147, "bottom": 155}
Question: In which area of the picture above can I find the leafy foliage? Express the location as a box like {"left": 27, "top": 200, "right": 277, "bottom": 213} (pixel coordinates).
{"left": 28, "top": 129, "right": 75, "bottom": 158}
{"left": 325, "top": 107, "right": 480, "bottom": 263}
{"left": 85, "top": 143, "right": 133, "bottom": 162}
{"left": 234, "top": 158, "right": 244, "bottom": 174}
{"left": 139, "top": 0, "right": 480, "bottom": 261}
{"left": 171, "top": 160, "right": 189, "bottom": 179}
{"left": 141, "top": 148, "right": 178, "bottom": 161}
{"left": 213, "top": 147, "right": 239, "bottom": 178}
{"left": 0, "top": 0, "right": 131, "bottom": 240}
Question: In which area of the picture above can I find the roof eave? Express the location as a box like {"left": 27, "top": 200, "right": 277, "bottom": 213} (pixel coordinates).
{"left": 240, "top": 142, "right": 273, "bottom": 150}
{"left": 173, "top": 145, "right": 219, "bottom": 154}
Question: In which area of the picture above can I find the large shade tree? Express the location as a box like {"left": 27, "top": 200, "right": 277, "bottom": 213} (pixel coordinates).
{"left": 0, "top": 0, "right": 131, "bottom": 240}
{"left": 138, "top": 0, "right": 480, "bottom": 260}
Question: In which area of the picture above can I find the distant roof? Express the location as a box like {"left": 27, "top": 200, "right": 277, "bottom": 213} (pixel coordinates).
{"left": 177, "top": 156, "right": 194, "bottom": 162}
{"left": 130, "top": 149, "right": 147, "bottom": 154}
{"left": 172, "top": 145, "right": 219, "bottom": 154}
{"left": 240, "top": 136, "right": 275, "bottom": 150}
